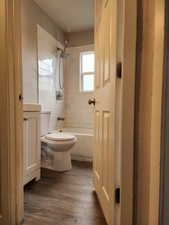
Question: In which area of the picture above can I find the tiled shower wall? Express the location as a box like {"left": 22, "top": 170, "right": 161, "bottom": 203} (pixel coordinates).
{"left": 64, "top": 45, "right": 94, "bottom": 131}
{"left": 22, "top": 0, "right": 64, "bottom": 103}
{"left": 37, "top": 26, "right": 64, "bottom": 131}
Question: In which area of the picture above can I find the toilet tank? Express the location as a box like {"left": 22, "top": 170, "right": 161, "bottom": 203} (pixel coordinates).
{"left": 40, "top": 112, "right": 51, "bottom": 136}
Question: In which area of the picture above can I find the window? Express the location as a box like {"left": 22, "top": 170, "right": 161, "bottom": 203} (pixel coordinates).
{"left": 80, "top": 51, "right": 95, "bottom": 92}
{"left": 39, "top": 59, "right": 54, "bottom": 76}
{"left": 38, "top": 58, "right": 56, "bottom": 111}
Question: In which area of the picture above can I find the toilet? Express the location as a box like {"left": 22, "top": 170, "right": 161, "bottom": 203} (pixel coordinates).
{"left": 40, "top": 112, "right": 77, "bottom": 171}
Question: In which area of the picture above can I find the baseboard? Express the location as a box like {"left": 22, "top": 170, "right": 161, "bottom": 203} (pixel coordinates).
{"left": 71, "top": 154, "right": 93, "bottom": 162}
{"left": 72, "top": 160, "right": 93, "bottom": 168}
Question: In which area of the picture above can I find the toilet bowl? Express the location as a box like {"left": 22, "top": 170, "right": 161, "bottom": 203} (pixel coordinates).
{"left": 41, "top": 131, "right": 77, "bottom": 171}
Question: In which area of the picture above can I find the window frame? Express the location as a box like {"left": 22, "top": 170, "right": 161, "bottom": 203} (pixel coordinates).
{"left": 80, "top": 51, "right": 95, "bottom": 93}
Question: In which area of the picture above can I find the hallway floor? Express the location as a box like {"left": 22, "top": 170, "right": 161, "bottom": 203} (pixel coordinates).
{"left": 24, "top": 161, "right": 107, "bottom": 225}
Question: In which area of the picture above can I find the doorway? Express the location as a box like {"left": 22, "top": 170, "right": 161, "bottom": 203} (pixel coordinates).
{"left": 0, "top": 0, "right": 136, "bottom": 225}
{"left": 22, "top": 0, "right": 101, "bottom": 224}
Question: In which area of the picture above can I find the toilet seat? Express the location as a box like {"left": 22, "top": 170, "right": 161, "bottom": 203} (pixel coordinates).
{"left": 46, "top": 133, "right": 75, "bottom": 141}
{"left": 41, "top": 131, "right": 77, "bottom": 171}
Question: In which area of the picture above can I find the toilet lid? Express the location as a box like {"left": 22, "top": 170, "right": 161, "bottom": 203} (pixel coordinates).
{"left": 46, "top": 132, "right": 75, "bottom": 141}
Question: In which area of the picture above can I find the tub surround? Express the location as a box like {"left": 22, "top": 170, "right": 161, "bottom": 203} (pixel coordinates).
{"left": 62, "top": 44, "right": 95, "bottom": 161}
{"left": 64, "top": 45, "right": 94, "bottom": 130}
{"left": 22, "top": 0, "right": 64, "bottom": 103}
{"left": 37, "top": 26, "right": 65, "bottom": 131}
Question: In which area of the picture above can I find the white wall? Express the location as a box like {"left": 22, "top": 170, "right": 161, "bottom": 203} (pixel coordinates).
{"left": 65, "top": 29, "right": 94, "bottom": 47}
{"left": 64, "top": 45, "right": 94, "bottom": 131}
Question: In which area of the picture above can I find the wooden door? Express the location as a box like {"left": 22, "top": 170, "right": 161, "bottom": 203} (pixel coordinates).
{"left": 93, "top": 0, "right": 137, "bottom": 225}
{"left": 93, "top": 0, "right": 117, "bottom": 224}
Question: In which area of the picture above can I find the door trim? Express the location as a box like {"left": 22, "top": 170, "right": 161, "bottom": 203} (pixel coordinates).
{"left": 160, "top": 0, "right": 169, "bottom": 224}
{"left": 0, "top": 0, "right": 23, "bottom": 224}
{"left": 120, "top": 0, "right": 137, "bottom": 224}
{"left": 0, "top": 0, "right": 136, "bottom": 224}
{"left": 134, "top": 0, "right": 165, "bottom": 224}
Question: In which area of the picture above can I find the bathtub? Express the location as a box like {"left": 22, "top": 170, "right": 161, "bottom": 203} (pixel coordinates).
{"left": 60, "top": 128, "right": 94, "bottom": 162}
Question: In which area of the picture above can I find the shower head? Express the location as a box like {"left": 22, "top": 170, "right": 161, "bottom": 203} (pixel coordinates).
{"left": 60, "top": 51, "right": 71, "bottom": 58}
{"left": 56, "top": 47, "right": 71, "bottom": 58}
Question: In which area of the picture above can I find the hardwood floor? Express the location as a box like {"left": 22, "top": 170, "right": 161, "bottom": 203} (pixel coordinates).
{"left": 24, "top": 161, "right": 107, "bottom": 225}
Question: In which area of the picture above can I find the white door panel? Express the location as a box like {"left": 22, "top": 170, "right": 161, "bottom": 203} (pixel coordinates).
{"left": 93, "top": 0, "right": 117, "bottom": 224}
{"left": 93, "top": 0, "right": 136, "bottom": 224}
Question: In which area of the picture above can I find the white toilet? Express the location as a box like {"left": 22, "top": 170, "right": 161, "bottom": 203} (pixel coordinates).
{"left": 40, "top": 112, "right": 77, "bottom": 171}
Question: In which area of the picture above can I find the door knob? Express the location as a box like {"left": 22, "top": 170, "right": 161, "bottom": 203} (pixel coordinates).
{"left": 88, "top": 98, "right": 96, "bottom": 106}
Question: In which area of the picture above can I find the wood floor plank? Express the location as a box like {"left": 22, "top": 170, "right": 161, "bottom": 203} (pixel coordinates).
{"left": 24, "top": 161, "right": 107, "bottom": 225}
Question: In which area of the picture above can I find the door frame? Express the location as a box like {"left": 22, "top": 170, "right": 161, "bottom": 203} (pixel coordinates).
{"left": 134, "top": 0, "right": 165, "bottom": 224}
{"left": 1, "top": 0, "right": 137, "bottom": 225}
{"left": 0, "top": 0, "right": 24, "bottom": 224}
{"left": 160, "top": 0, "right": 169, "bottom": 224}
{"left": 120, "top": 0, "right": 137, "bottom": 224}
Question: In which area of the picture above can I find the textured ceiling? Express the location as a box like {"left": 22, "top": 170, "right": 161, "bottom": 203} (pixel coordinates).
{"left": 34, "top": 0, "right": 94, "bottom": 32}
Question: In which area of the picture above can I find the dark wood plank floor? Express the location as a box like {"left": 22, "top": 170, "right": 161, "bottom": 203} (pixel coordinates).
{"left": 24, "top": 161, "right": 107, "bottom": 225}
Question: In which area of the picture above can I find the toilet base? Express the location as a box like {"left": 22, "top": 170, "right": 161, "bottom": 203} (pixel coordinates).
{"left": 52, "top": 151, "right": 72, "bottom": 171}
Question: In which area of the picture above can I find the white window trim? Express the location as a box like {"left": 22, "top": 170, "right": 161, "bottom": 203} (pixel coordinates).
{"left": 80, "top": 51, "right": 95, "bottom": 93}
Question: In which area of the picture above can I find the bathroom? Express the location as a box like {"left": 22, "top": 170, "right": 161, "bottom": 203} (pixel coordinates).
{"left": 22, "top": 0, "right": 106, "bottom": 224}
